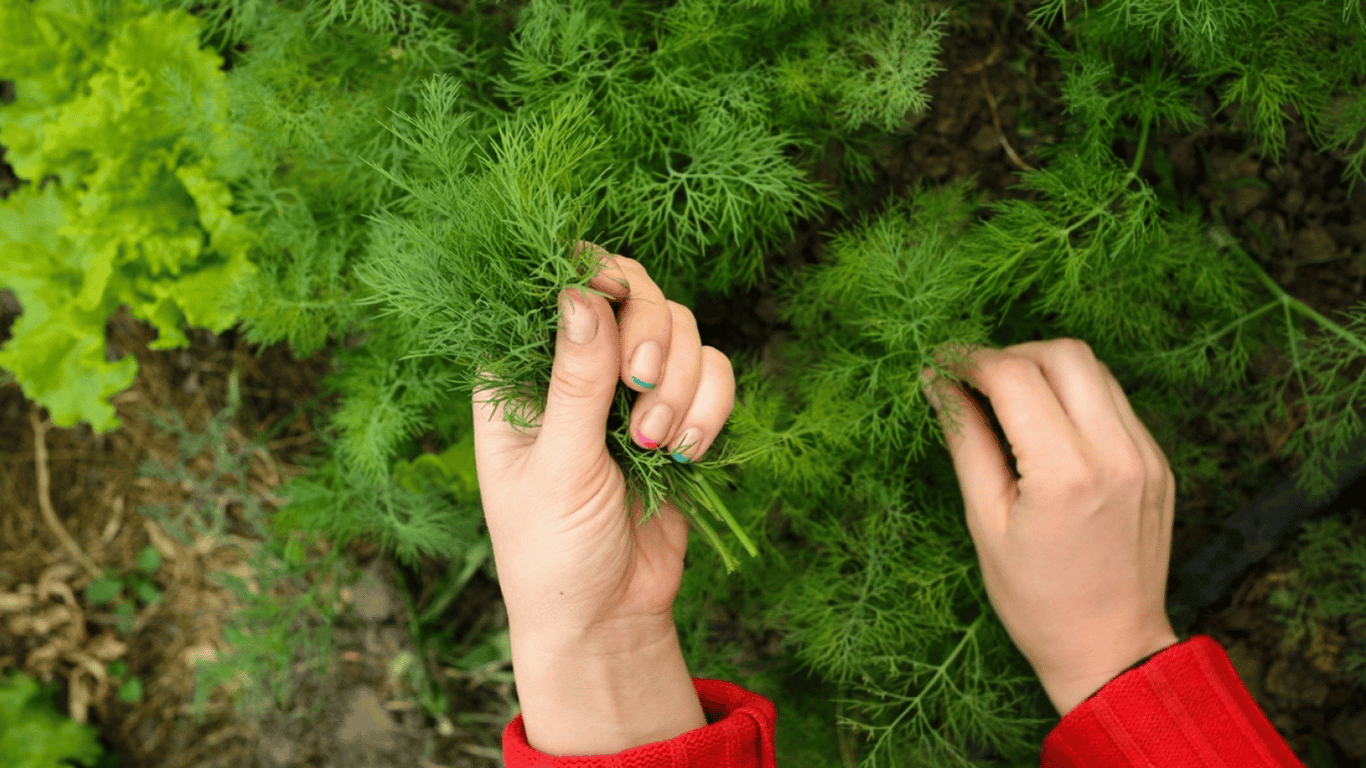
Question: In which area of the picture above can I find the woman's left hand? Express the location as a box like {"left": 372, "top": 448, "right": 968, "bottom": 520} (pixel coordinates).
{"left": 471, "top": 243, "right": 735, "bottom": 753}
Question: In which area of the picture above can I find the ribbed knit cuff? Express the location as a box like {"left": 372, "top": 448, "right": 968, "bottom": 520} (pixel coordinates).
{"left": 1075, "top": 644, "right": 1169, "bottom": 707}
{"left": 1041, "top": 634, "right": 1305, "bottom": 767}
{"left": 502, "top": 678, "right": 778, "bottom": 768}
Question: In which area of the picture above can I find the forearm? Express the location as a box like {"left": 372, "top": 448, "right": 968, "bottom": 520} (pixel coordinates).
{"left": 509, "top": 615, "right": 709, "bottom": 756}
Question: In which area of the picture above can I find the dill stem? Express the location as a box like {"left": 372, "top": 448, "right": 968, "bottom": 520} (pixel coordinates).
{"left": 1229, "top": 237, "right": 1366, "bottom": 358}
{"left": 836, "top": 694, "right": 859, "bottom": 768}
{"left": 861, "top": 616, "right": 985, "bottom": 760}
{"left": 1129, "top": 45, "right": 1162, "bottom": 178}
{"left": 1129, "top": 117, "right": 1151, "bottom": 178}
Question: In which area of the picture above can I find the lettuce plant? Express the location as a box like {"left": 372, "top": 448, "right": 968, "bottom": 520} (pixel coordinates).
{"left": 0, "top": 0, "right": 256, "bottom": 431}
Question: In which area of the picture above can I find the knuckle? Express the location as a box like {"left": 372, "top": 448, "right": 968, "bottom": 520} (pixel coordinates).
{"left": 612, "top": 255, "right": 643, "bottom": 273}
{"left": 992, "top": 356, "right": 1039, "bottom": 383}
{"left": 1060, "top": 466, "right": 1105, "bottom": 505}
{"left": 1056, "top": 337, "right": 1096, "bottom": 360}
{"left": 702, "top": 346, "right": 735, "bottom": 378}
{"left": 1050, "top": 448, "right": 1100, "bottom": 491}
{"left": 550, "top": 364, "right": 596, "bottom": 395}
{"left": 668, "top": 300, "right": 698, "bottom": 329}
{"left": 712, "top": 349, "right": 737, "bottom": 379}
{"left": 1120, "top": 468, "right": 1147, "bottom": 495}
{"left": 1113, "top": 450, "right": 1148, "bottom": 489}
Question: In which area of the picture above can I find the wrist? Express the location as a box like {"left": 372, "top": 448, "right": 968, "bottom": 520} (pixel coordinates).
{"left": 1041, "top": 630, "right": 1181, "bottom": 716}
{"left": 509, "top": 616, "right": 709, "bottom": 756}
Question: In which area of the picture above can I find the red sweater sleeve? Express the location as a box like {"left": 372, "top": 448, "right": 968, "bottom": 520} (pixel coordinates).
{"left": 1042, "top": 634, "right": 1306, "bottom": 767}
{"left": 502, "top": 677, "right": 776, "bottom": 767}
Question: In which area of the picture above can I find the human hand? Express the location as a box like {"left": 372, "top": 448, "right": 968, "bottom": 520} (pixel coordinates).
{"left": 921, "top": 339, "right": 1179, "bottom": 717}
{"left": 471, "top": 243, "right": 735, "bottom": 754}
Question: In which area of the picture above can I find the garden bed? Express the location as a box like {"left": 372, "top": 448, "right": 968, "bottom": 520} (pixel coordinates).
{"left": 3, "top": 0, "right": 1366, "bottom": 766}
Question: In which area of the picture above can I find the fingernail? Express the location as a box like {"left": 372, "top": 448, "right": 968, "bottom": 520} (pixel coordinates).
{"left": 636, "top": 403, "right": 674, "bottom": 449}
{"left": 672, "top": 428, "right": 699, "bottom": 463}
{"left": 562, "top": 290, "right": 597, "bottom": 345}
{"left": 630, "top": 341, "right": 661, "bottom": 390}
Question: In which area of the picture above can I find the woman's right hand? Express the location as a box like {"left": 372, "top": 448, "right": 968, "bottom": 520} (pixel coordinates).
{"left": 921, "top": 338, "right": 1180, "bottom": 716}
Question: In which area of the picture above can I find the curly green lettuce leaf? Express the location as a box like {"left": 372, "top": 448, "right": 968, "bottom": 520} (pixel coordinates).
{"left": 0, "top": 0, "right": 107, "bottom": 178}
{"left": 0, "top": 0, "right": 257, "bottom": 431}
{"left": 0, "top": 189, "right": 137, "bottom": 431}
{"left": 0, "top": 182, "right": 255, "bottom": 430}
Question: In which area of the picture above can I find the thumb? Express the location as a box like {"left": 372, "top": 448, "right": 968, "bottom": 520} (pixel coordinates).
{"left": 922, "top": 366, "right": 1016, "bottom": 525}
{"left": 539, "top": 287, "right": 620, "bottom": 458}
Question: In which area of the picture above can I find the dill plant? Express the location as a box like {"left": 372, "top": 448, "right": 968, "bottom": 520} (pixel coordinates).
{"left": 673, "top": 2, "right": 1366, "bottom": 765}
{"left": 203, "top": 0, "right": 494, "bottom": 359}
{"left": 687, "top": 182, "right": 1052, "bottom": 767}
{"left": 208, "top": 0, "right": 955, "bottom": 569}
{"left": 973, "top": 0, "right": 1366, "bottom": 507}
{"left": 5, "top": 0, "right": 959, "bottom": 751}
{"left": 492, "top": 0, "right": 952, "bottom": 296}
{"left": 1033, "top": 0, "right": 1366, "bottom": 176}
{"left": 148, "top": 0, "right": 958, "bottom": 734}
{"left": 346, "top": 75, "right": 764, "bottom": 567}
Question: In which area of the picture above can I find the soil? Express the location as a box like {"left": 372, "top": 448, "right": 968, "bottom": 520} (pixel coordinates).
{"left": 2, "top": 1, "right": 1366, "bottom": 766}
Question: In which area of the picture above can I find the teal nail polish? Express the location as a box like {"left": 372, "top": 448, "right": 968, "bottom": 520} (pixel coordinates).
{"left": 672, "top": 452, "right": 690, "bottom": 463}
{"left": 631, "top": 376, "right": 656, "bottom": 390}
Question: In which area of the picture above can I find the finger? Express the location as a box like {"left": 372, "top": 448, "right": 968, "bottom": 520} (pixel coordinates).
{"left": 665, "top": 346, "right": 736, "bottom": 463}
{"left": 573, "top": 241, "right": 633, "bottom": 301}
{"left": 999, "top": 339, "right": 1146, "bottom": 494}
{"left": 1094, "top": 360, "right": 1167, "bottom": 494}
{"left": 929, "top": 342, "right": 1117, "bottom": 536}
{"left": 630, "top": 300, "right": 702, "bottom": 450}
{"left": 924, "top": 345, "right": 1032, "bottom": 538}
{"left": 606, "top": 256, "right": 673, "bottom": 393}
{"left": 528, "top": 288, "right": 620, "bottom": 463}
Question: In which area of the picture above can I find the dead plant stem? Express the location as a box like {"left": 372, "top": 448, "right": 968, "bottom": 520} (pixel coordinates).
{"left": 30, "top": 406, "right": 102, "bottom": 579}
{"left": 980, "top": 71, "right": 1034, "bottom": 173}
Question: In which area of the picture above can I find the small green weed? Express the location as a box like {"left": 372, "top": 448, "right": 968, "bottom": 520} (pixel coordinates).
{"left": 387, "top": 563, "right": 513, "bottom": 738}
{"left": 134, "top": 369, "right": 272, "bottom": 549}
{"left": 188, "top": 533, "right": 352, "bottom": 722}
{"left": 1269, "top": 508, "right": 1366, "bottom": 689}
{"left": 83, "top": 544, "right": 163, "bottom": 702}
{"left": 128, "top": 367, "right": 356, "bottom": 723}
{"left": 84, "top": 544, "right": 164, "bottom": 636}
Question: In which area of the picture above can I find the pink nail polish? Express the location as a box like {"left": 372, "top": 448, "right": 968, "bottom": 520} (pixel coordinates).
{"left": 635, "top": 428, "right": 660, "bottom": 450}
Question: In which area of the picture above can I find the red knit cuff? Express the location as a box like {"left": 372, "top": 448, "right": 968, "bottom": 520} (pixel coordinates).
{"left": 501, "top": 678, "right": 777, "bottom": 768}
{"left": 1041, "top": 634, "right": 1305, "bottom": 767}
